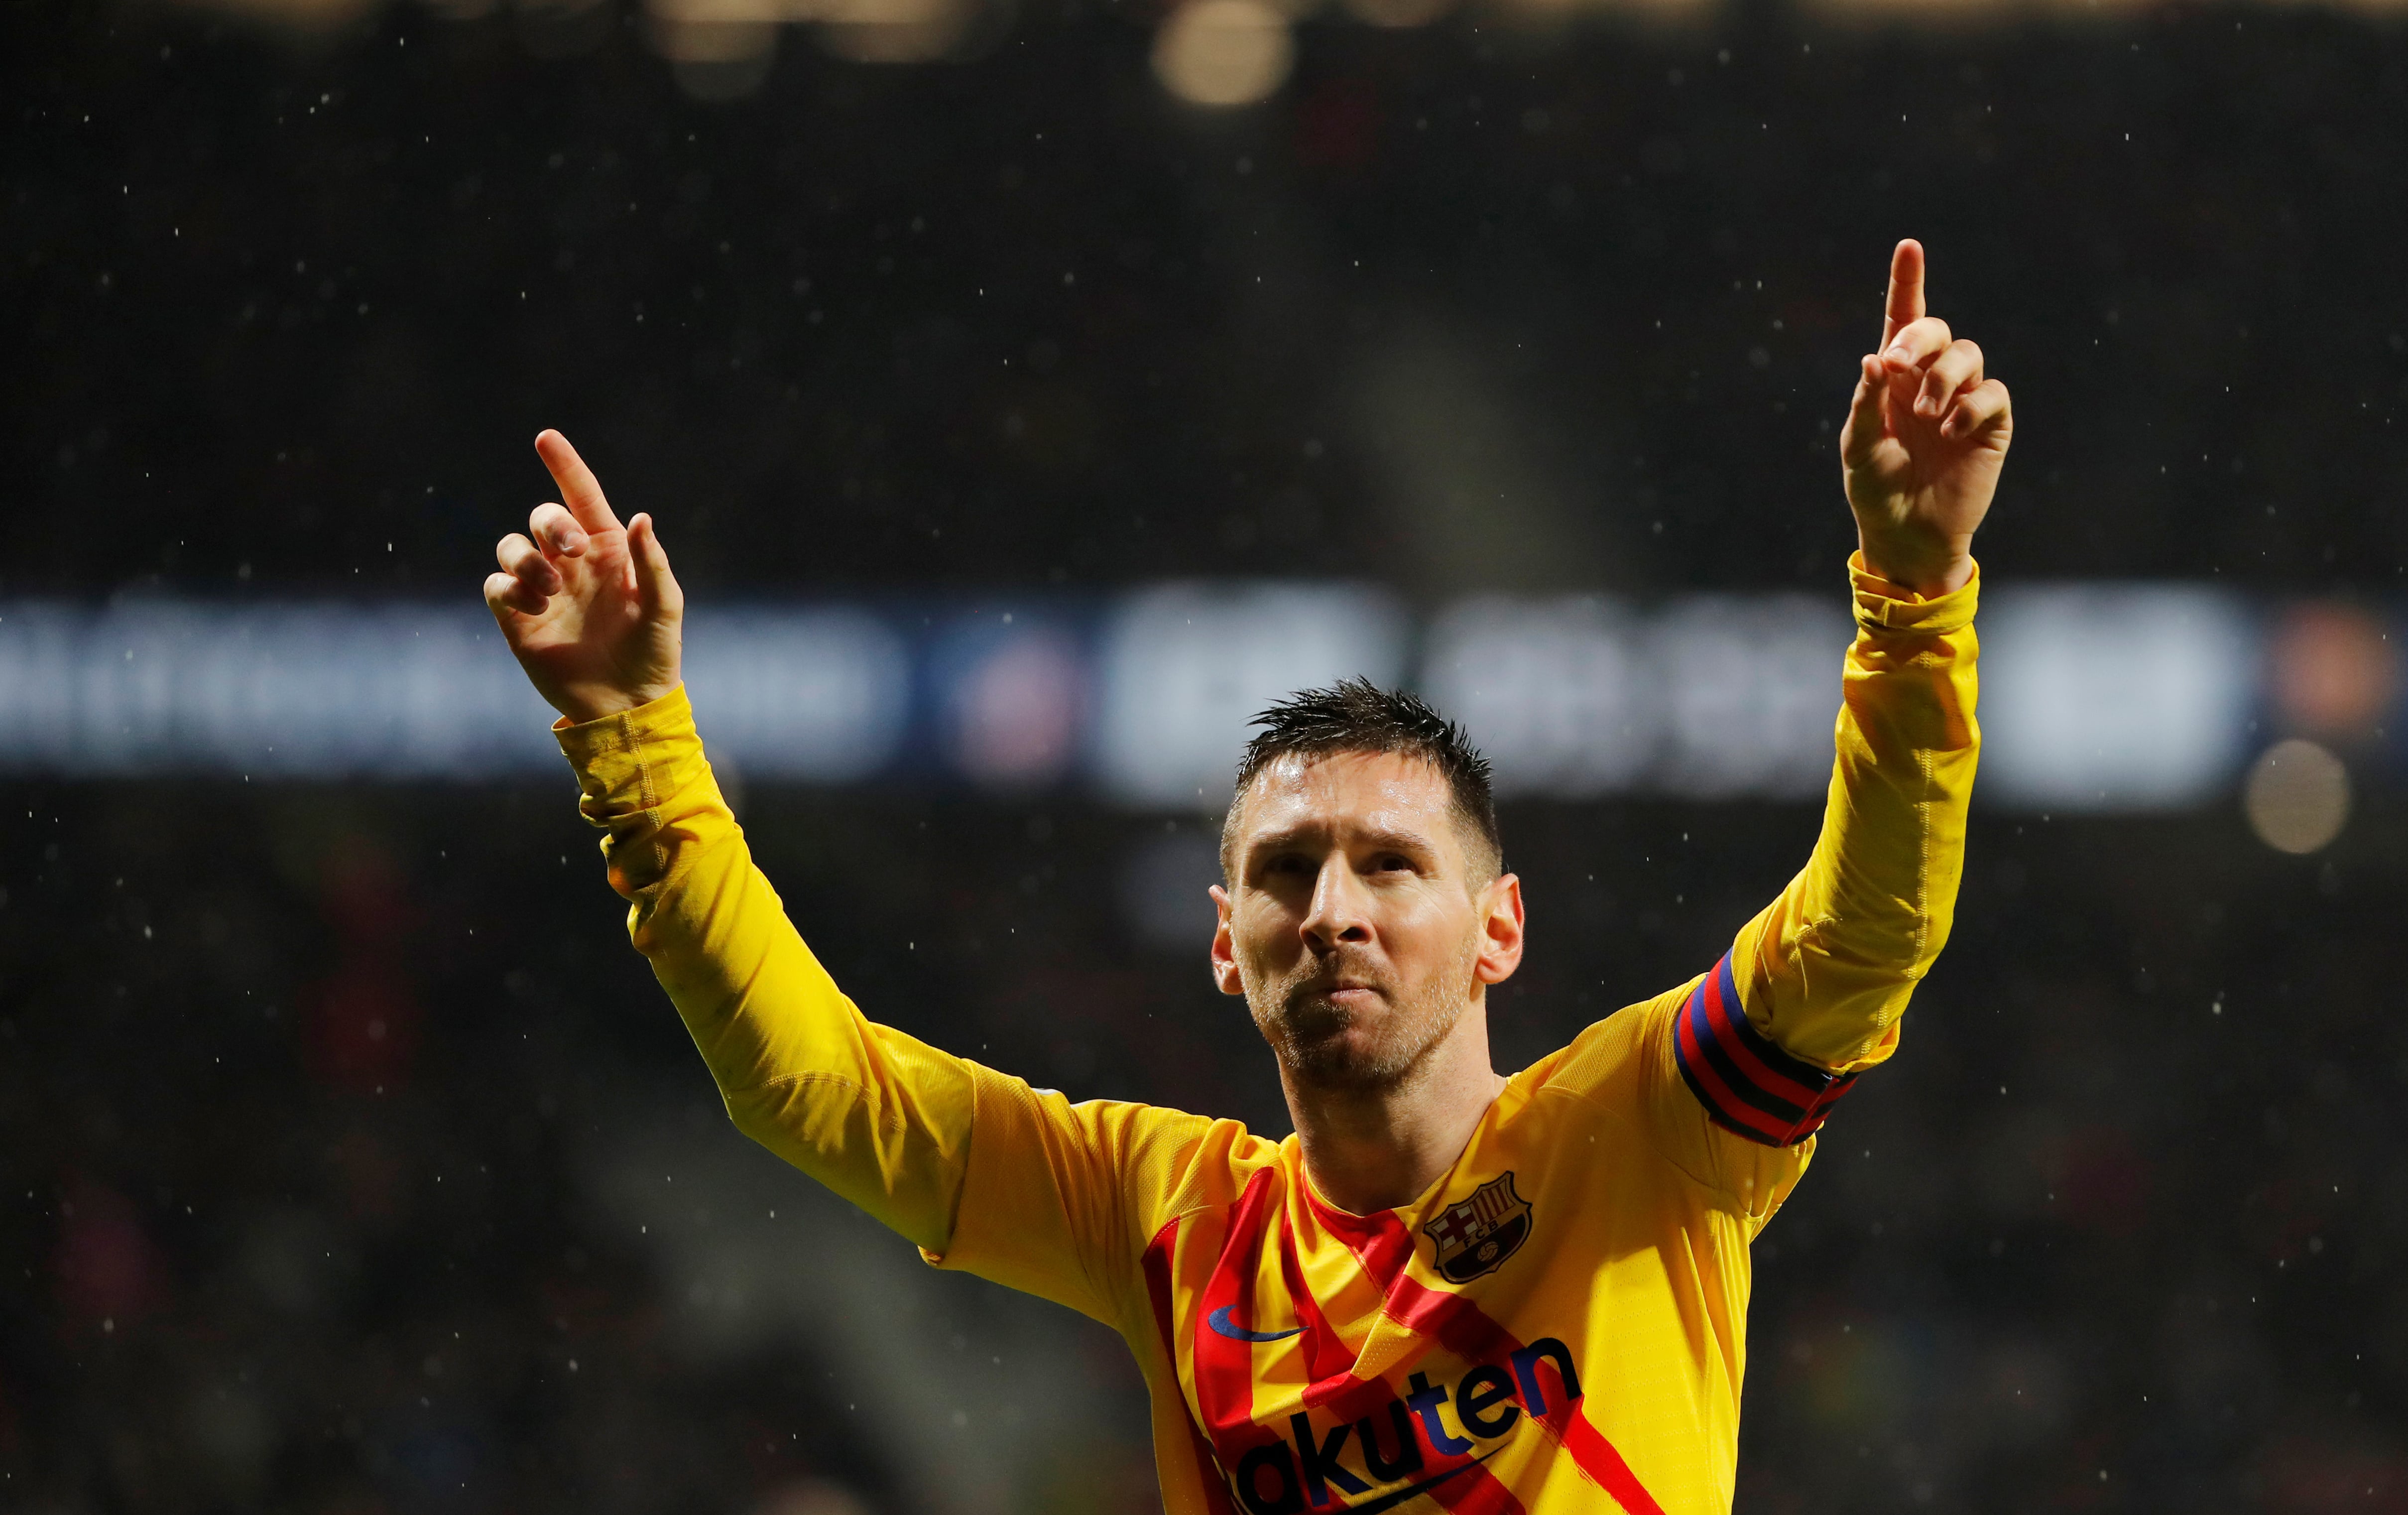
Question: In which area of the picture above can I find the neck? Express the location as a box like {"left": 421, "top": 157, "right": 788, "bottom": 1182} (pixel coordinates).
{"left": 1281, "top": 1000, "right": 1507, "bottom": 1215}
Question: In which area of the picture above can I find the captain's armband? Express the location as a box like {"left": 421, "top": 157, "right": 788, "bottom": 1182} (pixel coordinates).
{"left": 1671, "top": 954, "right": 1860, "bottom": 1148}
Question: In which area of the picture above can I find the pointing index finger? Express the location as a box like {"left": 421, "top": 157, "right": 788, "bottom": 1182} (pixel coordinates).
{"left": 534, "top": 429, "right": 623, "bottom": 534}
{"left": 1880, "top": 239, "right": 1926, "bottom": 351}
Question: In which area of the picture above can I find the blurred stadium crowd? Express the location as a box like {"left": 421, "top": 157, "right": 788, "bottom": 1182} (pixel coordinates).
{"left": 5, "top": 0, "right": 2408, "bottom": 1510}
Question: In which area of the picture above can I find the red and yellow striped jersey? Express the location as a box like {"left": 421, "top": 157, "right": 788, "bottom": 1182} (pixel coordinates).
{"left": 553, "top": 557, "right": 1979, "bottom": 1514}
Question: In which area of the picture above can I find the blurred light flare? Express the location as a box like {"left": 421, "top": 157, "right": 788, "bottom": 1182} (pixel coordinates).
{"left": 1337, "top": 0, "right": 1457, "bottom": 28}
{"left": 1152, "top": 0, "right": 1297, "bottom": 109}
{"left": 943, "top": 624, "right": 1085, "bottom": 787}
{"left": 1978, "top": 585, "right": 2256, "bottom": 811}
{"left": 2269, "top": 601, "right": 2400, "bottom": 741}
{"left": 2244, "top": 738, "right": 2350, "bottom": 855}
{"left": 163, "top": 0, "right": 384, "bottom": 26}
{"left": 814, "top": 0, "right": 977, "bottom": 62}
{"left": 638, "top": 0, "right": 973, "bottom": 88}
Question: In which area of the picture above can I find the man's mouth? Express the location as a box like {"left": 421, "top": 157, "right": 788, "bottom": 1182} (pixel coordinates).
{"left": 1289, "top": 976, "right": 1383, "bottom": 1015}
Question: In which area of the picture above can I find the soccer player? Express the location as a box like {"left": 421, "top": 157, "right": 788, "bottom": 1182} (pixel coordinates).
{"left": 483, "top": 239, "right": 2009, "bottom": 1514}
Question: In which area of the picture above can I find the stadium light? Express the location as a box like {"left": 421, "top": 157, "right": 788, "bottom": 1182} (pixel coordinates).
{"left": 1151, "top": 0, "right": 1297, "bottom": 109}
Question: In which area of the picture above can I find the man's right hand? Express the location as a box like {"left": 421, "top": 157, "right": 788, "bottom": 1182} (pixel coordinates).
{"left": 482, "top": 430, "right": 685, "bottom": 725}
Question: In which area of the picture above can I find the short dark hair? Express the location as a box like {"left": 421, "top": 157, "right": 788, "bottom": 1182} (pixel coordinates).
{"left": 1221, "top": 678, "right": 1501, "bottom": 883}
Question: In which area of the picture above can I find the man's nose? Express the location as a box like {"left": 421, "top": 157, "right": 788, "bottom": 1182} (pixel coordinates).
{"left": 1301, "top": 855, "right": 1372, "bottom": 948}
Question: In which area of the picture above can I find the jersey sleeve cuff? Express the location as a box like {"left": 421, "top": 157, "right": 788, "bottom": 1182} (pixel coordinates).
{"left": 552, "top": 685, "right": 708, "bottom": 822}
{"left": 1849, "top": 551, "right": 1980, "bottom": 637}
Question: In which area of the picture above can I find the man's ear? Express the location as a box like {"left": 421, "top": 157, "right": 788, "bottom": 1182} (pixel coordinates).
{"left": 1208, "top": 884, "right": 1247, "bottom": 996}
{"left": 1473, "top": 873, "right": 1525, "bottom": 986}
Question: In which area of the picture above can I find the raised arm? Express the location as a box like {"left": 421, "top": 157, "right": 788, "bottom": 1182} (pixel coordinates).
{"left": 483, "top": 433, "right": 1205, "bottom": 1324}
{"left": 1673, "top": 242, "right": 2011, "bottom": 1150}
{"left": 481, "top": 434, "right": 975, "bottom": 1250}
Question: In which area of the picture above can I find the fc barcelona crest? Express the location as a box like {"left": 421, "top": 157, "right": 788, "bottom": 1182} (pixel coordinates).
{"left": 1423, "top": 1172, "right": 1532, "bottom": 1283}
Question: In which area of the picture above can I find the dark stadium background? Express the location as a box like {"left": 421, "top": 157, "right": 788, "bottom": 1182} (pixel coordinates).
{"left": 5, "top": 0, "right": 2407, "bottom": 1510}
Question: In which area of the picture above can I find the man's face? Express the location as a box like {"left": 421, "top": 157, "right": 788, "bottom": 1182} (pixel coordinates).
{"left": 1210, "top": 751, "right": 1523, "bottom": 1092}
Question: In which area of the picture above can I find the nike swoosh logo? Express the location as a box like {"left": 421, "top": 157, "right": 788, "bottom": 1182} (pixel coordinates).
{"left": 1206, "top": 1305, "right": 1303, "bottom": 1343}
{"left": 1339, "top": 1453, "right": 1491, "bottom": 1513}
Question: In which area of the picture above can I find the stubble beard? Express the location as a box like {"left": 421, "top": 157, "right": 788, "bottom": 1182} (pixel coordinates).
{"left": 1247, "top": 937, "right": 1480, "bottom": 1094}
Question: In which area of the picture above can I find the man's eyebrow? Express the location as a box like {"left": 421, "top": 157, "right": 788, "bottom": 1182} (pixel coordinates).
{"left": 1353, "top": 826, "right": 1440, "bottom": 857}
{"left": 1241, "top": 822, "right": 1321, "bottom": 856}
{"left": 1242, "top": 822, "right": 1439, "bottom": 858}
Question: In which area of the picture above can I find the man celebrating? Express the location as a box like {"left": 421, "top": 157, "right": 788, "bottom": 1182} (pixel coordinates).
{"left": 484, "top": 240, "right": 2009, "bottom": 1514}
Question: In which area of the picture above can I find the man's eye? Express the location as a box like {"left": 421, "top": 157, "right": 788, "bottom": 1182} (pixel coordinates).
{"left": 1371, "top": 854, "right": 1415, "bottom": 874}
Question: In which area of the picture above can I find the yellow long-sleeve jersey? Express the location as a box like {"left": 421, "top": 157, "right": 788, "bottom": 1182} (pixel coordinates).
{"left": 552, "top": 557, "right": 1979, "bottom": 1515}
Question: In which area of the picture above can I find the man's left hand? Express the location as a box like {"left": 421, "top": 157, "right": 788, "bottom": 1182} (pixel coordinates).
{"left": 1840, "top": 240, "right": 2013, "bottom": 596}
